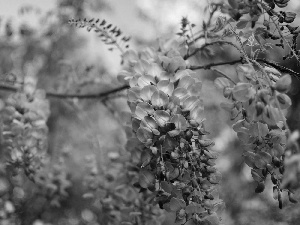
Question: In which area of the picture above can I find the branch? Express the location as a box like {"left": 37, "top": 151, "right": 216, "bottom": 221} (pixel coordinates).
{"left": 0, "top": 83, "right": 129, "bottom": 100}
{"left": 189, "top": 58, "right": 243, "bottom": 70}
{"left": 189, "top": 58, "right": 300, "bottom": 78}
{"left": 0, "top": 58, "right": 298, "bottom": 100}
{"left": 184, "top": 41, "right": 242, "bottom": 59}
{"left": 256, "top": 58, "right": 300, "bottom": 78}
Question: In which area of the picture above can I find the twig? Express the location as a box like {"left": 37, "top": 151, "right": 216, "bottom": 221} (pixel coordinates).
{"left": 0, "top": 83, "right": 129, "bottom": 100}
{"left": 184, "top": 40, "right": 242, "bottom": 59}
{"left": 189, "top": 58, "right": 243, "bottom": 70}
{"left": 256, "top": 58, "right": 300, "bottom": 78}
{"left": 190, "top": 4, "right": 219, "bottom": 44}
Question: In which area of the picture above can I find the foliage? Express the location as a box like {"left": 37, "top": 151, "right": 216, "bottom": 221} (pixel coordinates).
{"left": 68, "top": 18, "right": 130, "bottom": 53}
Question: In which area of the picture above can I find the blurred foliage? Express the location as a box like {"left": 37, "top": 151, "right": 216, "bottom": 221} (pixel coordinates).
{"left": 0, "top": 0, "right": 299, "bottom": 225}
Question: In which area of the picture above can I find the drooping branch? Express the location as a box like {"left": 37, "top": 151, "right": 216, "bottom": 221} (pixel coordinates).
{"left": 257, "top": 58, "right": 300, "bottom": 78}
{"left": 185, "top": 41, "right": 241, "bottom": 59}
{"left": 189, "top": 58, "right": 244, "bottom": 70}
{"left": 0, "top": 57, "right": 298, "bottom": 100}
{"left": 0, "top": 83, "right": 129, "bottom": 100}
{"left": 190, "top": 58, "right": 300, "bottom": 78}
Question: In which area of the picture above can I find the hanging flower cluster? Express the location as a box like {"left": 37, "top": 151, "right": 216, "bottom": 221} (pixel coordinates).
{"left": 119, "top": 42, "right": 223, "bottom": 225}
{"left": 82, "top": 153, "right": 164, "bottom": 225}
{"left": 215, "top": 64, "right": 298, "bottom": 208}
{"left": 0, "top": 198, "right": 19, "bottom": 225}
{"left": 1, "top": 78, "right": 50, "bottom": 180}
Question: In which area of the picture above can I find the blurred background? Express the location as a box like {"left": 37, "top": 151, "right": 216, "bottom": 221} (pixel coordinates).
{"left": 0, "top": 0, "right": 300, "bottom": 224}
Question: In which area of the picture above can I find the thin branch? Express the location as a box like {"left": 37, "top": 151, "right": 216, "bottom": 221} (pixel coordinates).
{"left": 0, "top": 83, "right": 129, "bottom": 100}
{"left": 184, "top": 40, "right": 242, "bottom": 59}
{"left": 190, "top": 4, "right": 219, "bottom": 44}
{"left": 189, "top": 58, "right": 243, "bottom": 70}
{"left": 256, "top": 58, "right": 300, "bottom": 78}
{"left": 0, "top": 57, "right": 299, "bottom": 100}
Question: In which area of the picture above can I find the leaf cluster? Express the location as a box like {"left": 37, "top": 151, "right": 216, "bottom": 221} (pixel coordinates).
{"left": 68, "top": 18, "right": 130, "bottom": 53}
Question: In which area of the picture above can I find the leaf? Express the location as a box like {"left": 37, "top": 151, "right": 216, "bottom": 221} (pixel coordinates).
{"left": 161, "top": 181, "right": 173, "bottom": 194}
{"left": 168, "top": 129, "right": 181, "bottom": 137}
{"left": 185, "top": 202, "right": 205, "bottom": 214}
{"left": 117, "top": 70, "right": 132, "bottom": 84}
{"left": 214, "top": 77, "right": 231, "bottom": 89}
{"left": 276, "top": 93, "right": 292, "bottom": 109}
{"left": 136, "top": 59, "right": 151, "bottom": 74}
{"left": 184, "top": 220, "right": 196, "bottom": 225}
{"left": 168, "top": 56, "right": 186, "bottom": 73}
{"left": 209, "top": 171, "right": 222, "bottom": 184}
{"left": 139, "top": 169, "right": 155, "bottom": 188}
{"left": 140, "top": 85, "right": 157, "bottom": 101}
{"left": 258, "top": 122, "right": 269, "bottom": 137}
{"left": 275, "top": 74, "right": 291, "bottom": 93}
{"left": 248, "top": 122, "right": 269, "bottom": 138}
{"left": 128, "top": 101, "right": 137, "bottom": 114}
{"left": 170, "top": 114, "right": 188, "bottom": 131}
{"left": 236, "top": 64, "right": 255, "bottom": 82}
{"left": 257, "top": 151, "right": 272, "bottom": 164}
{"left": 135, "top": 102, "right": 154, "bottom": 120}
{"left": 127, "top": 88, "right": 140, "bottom": 102}
{"left": 255, "top": 182, "right": 265, "bottom": 193}
{"left": 203, "top": 212, "right": 220, "bottom": 225}
{"left": 182, "top": 96, "right": 201, "bottom": 112}
{"left": 163, "top": 134, "right": 178, "bottom": 152}
{"left": 262, "top": 106, "right": 284, "bottom": 126}
{"left": 157, "top": 80, "right": 174, "bottom": 96}
{"left": 136, "top": 127, "right": 153, "bottom": 143}
{"left": 141, "top": 116, "right": 158, "bottom": 130}
{"left": 141, "top": 150, "right": 152, "bottom": 167}
{"left": 189, "top": 105, "right": 205, "bottom": 123}
{"left": 125, "top": 137, "right": 144, "bottom": 152}
{"left": 172, "top": 87, "right": 189, "bottom": 102}
{"left": 254, "top": 154, "right": 267, "bottom": 169}
{"left": 82, "top": 192, "right": 94, "bottom": 199}
{"left": 236, "top": 20, "right": 248, "bottom": 29}
{"left": 251, "top": 169, "right": 264, "bottom": 182}
{"left": 272, "top": 143, "right": 284, "bottom": 157}
{"left": 154, "top": 110, "right": 170, "bottom": 127}
{"left": 137, "top": 75, "right": 156, "bottom": 87}
{"left": 178, "top": 76, "right": 195, "bottom": 89}
{"left": 228, "top": 0, "right": 238, "bottom": 8}
{"left": 220, "top": 102, "right": 234, "bottom": 111}
{"left": 188, "top": 81, "right": 202, "bottom": 96}
{"left": 288, "top": 191, "right": 298, "bottom": 203}
{"left": 244, "top": 151, "right": 256, "bottom": 168}
{"left": 198, "top": 139, "right": 214, "bottom": 147}
{"left": 211, "top": 16, "right": 226, "bottom": 33}
{"left": 151, "top": 90, "right": 169, "bottom": 108}
{"left": 174, "top": 69, "right": 196, "bottom": 81}
{"left": 169, "top": 167, "right": 180, "bottom": 180}
{"left": 169, "top": 197, "right": 186, "bottom": 211}
{"left": 132, "top": 118, "right": 141, "bottom": 132}
{"left": 232, "top": 119, "right": 249, "bottom": 133}
{"left": 232, "top": 83, "right": 252, "bottom": 102}
{"left": 237, "top": 132, "right": 250, "bottom": 143}
{"left": 273, "top": 186, "right": 278, "bottom": 200}
{"left": 264, "top": 66, "right": 281, "bottom": 77}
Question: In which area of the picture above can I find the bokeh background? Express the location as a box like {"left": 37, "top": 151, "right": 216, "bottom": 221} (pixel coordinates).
{"left": 0, "top": 0, "right": 300, "bottom": 224}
